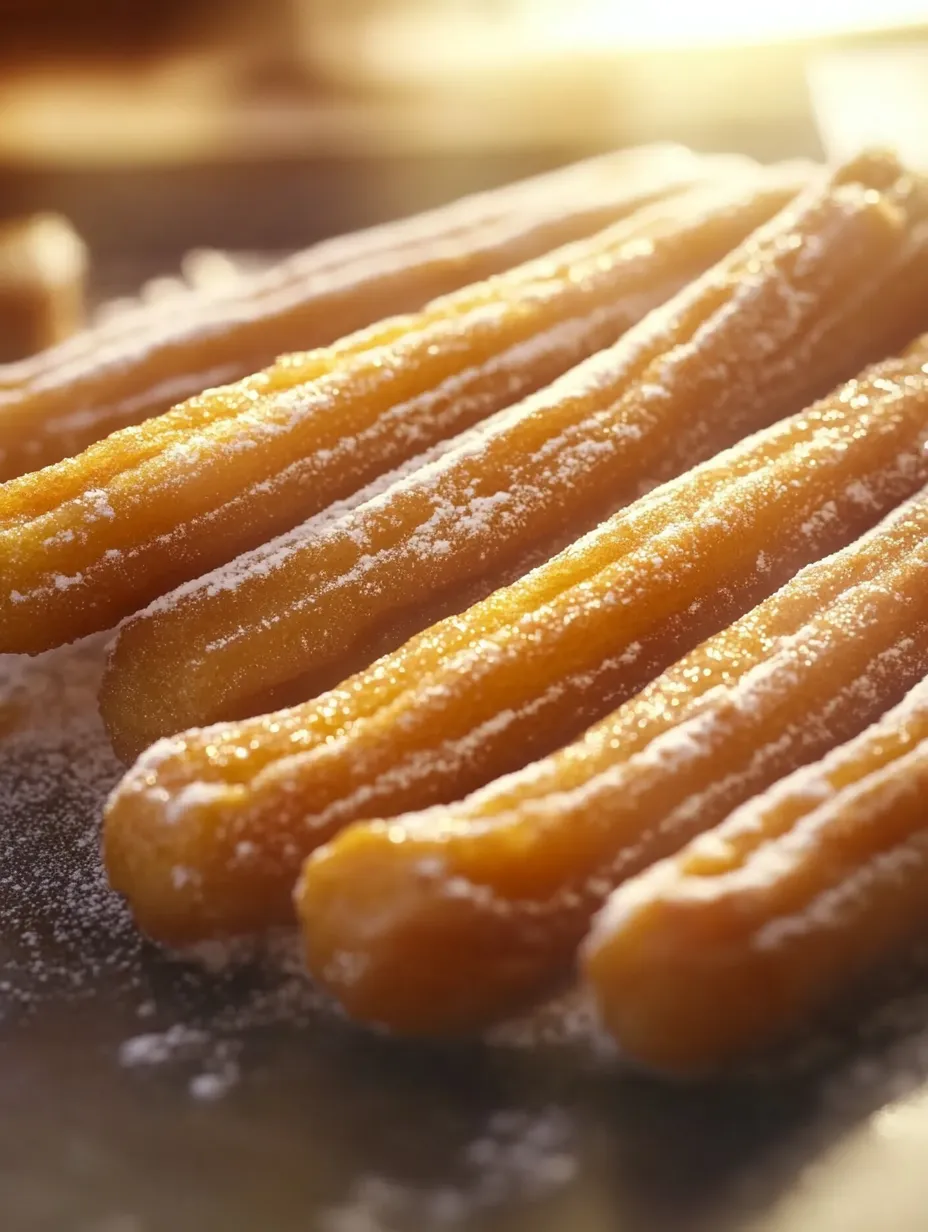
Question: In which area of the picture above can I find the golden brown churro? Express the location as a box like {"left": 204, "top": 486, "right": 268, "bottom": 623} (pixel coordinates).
{"left": 298, "top": 483, "right": 928, "bottom": 1033}
{"left": 0, "top": 214, "right": 86, "bottom": 363}
{"left": 584, "top": 675, "right": 928, "bottom": 1074}
{"left": 101, "top": 152, "right": 928, "bottom": 758}
{"left": 0, "top": 144, "right": 727, "bottom": 479}
{"left": 0, "top": 169, "right": 798, "bottom": 656}
{"left": 104, "top": 340, "right": 928, "bottom": 950}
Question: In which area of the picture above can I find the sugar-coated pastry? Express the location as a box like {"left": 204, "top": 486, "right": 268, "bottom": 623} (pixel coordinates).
{"left": 584, "top": 675, "right": 928, "bottom": 1074}
{"left": 106, "top": 339, "right": 928, "bottom": 951}
{"left": 100, "top": 153, "right": 923, "bottom": 758}
{"left": 0, "top": 169, "right": 799, "bottom": 655}
{"left": 0, "top": 144, "right": 734, "bottom": 479}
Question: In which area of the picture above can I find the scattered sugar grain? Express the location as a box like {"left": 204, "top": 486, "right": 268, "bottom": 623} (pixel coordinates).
{"left": 318, "top": 1105, "right": 577, "bottom": 1231}
{"left": 189, "top": 1063, "right": 240, "bottom": 1102}
{"left": 0, "top": 636, "right": 140, "bottom": 1008}
{"left": 119, "top": 1024, "right": 208, "bottom": 1068}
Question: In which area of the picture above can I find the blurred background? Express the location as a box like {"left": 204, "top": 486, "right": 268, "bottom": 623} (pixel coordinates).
{"left": 1, "top": 0, "right": 928, "bottom": 353}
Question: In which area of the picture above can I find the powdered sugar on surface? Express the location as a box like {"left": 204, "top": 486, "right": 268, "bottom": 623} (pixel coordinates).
{"left": 0, "top": 636, "right": 604, "bottom": 1077}
{"left": 317, "top": 1107, "right": 577, "bottom": 1232}
{"left": 0, "top": 634, "right": 135, "bottom": 1005}
{"left": 9, "top": 589, "right": 928, "bottom": 1232}
{"left": 0, "top": 638, "right": 327, "bottom": 1057}
{"left": 0, "top": 636, "right": 598, "bottom": 1229}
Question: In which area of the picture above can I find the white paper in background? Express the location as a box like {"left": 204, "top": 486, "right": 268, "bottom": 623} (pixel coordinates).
{"left": 809, "top": 47, "right": 928, "bottom": 169}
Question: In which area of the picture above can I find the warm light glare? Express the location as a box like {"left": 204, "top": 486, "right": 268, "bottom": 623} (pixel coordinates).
{"left": 524, "top": 0, "right": 928, "bottom": 48}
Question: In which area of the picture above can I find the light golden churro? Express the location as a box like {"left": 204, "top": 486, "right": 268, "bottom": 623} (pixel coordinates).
{"left": 104, "top": 340, "right": 928, "bottom": 949}
{"left": 584, "top": 676, "right": 928, "bottom": 1074}
{"left": 101, "top": 152, "right": 927, "bottom": 758}
{"left": 0, "top": 214, "right": 87, "bottom": 364}
{"left": 297, "top": 485, "right": 928, "bottom": 1033}
{"left": 0, "top": 169, "right": 798, "bottom": 657}
{"left": 0, "top": 144, "right": 730, "bottom": 478}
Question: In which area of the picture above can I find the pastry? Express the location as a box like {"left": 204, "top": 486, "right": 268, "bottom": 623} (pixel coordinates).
{"left": 0, "top": 143, "right": 732, "bottom": 479}
{"left": 0, "top": 168, "right": 801, "bottom": 656}
{"left": 298, "top": 482, "right": 928, "bottom": 1033}
{"left": 0, "top": 214, "right": 86, "bottom": 364}
{"left": 584, "top": 674, "right": 928, "bottom": 1074}
{"left": 100, "top": 151, "right": 927, "bottom": 757}
{"left": 104, "top": 338, "right": 928, "bottom": 948}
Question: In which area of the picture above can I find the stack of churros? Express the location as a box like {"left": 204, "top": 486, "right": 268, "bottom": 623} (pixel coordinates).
{"left": 0, "top": 163, "right": 807, "bottom": 654}
{"left": 299, "top": 481, "right": 928, "bottom": 1035}
{"left": 102, "top": 151, "right": 928, "bottom": 752}
{"left": 9, "top": 143, "right": 928, "bottom": 1075}
{"left": 0, "top": 144, "right": 741, "bottom": 482}
{"left": 583, "top": 674, "right": 928, "bottom": 1074}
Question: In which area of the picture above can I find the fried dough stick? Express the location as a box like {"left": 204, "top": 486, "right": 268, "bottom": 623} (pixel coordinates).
{"left": 105, "top": 344, "right": 928, "bottom": 949}
{"left": 297, "top": 489, "right": 928, "bottom": 1032}
{"left": 0, "top": 144, "right": 732, "bottom": 479}
{"left": 584, "top": 676, "right": 928, "bottom": 1074}
{"left": 0, "top": 168, "right": 801, "bottom": 655}
{"left": 101, "top": 152, "right": 928, "bottom": 757}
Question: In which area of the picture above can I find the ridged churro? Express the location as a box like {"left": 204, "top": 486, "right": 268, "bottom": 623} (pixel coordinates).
{"left": 0, "top": 169, "right": 797, "bottom": 657}
{"left": 0, "top": 144, "right": 729, "bottom": 479}
{"left": 104, "top": 339, "right": 928, "bottom": 949}
{"left": 101, "top": 151, "right": 928, "bottom": 758}
{"left": 584, "top": 675, "right": 928, "bottom": 1074}
{"left": 298, "top": 482, "right": 928, "bottom": 1033}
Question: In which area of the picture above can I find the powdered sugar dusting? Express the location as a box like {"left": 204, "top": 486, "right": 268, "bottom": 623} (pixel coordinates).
{"left": 0, "top": 637, "right": 613, "bottom": 1097}
{"left": 4, "top": 160, "right": 774, "bottom": 631}
{"left": 105, "top": 377, "right": 928, "bottom": 964}
{"left": 130, "top": 176, "right": 806, "bottom": 623}
{"left": 318, "top": 1106, "right": 577, "bottom": 1232}
{"left": 321, "top": 488, "right": 928, "bottom": 976}
{"left": 485, "top": 985, "right": 615, "bottom": 1055}
{"left": 2, "top": 146, "right": 708, "bottom": 457}
{"left": 103, "top": 166, "right": 928, "bottom": 785}
{"left": 0, "top": 636, "right": 135, "bottom": 1006}
{"left": 8, "top": 506, "right": 928, "bottom": 1232}
{"left": 0, "top": 638, "right": 328, "bottom": 1056}
{"left": 137, "top": 305, "right": 634, "bottom": 617}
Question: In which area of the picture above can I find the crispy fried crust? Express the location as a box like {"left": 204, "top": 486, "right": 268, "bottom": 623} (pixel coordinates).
{"left": 105, "top": 338, "right": 928, "bottom": 954}
{"left": 0, "top": 145, "right": 734, "bottom": 480}
{"left": 293, "top": 479, "right": 928, "bottom": 1035}
{"left": 100, "top": 152, "right": 927, "bottom": 758}
{"left": 584, "top": 676, "right": 928, "bottom": 1074}
{"left": 0, "top": 170, "right": 797, "bottom": 656}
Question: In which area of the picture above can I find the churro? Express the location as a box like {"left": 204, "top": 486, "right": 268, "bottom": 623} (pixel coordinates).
{"left": 101, "top": 152, "right": 928, "bottom": 758}
{"left": 0, "top": 144, "right": 730, "bottom": 479}
{"left": 0, "top": 169, "right": 798, "bottom": 656}
{"left": 298, "top": 482, "right": 928, "bottom": 1033}
{"left": 104, "top": 340, "right": 928, "bottom": 949}
{"left": 0, "top": 214, "right": 86, "bottom": 363}
{"left": 584, "top": 675, "right": 928, "bottom": 1074}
